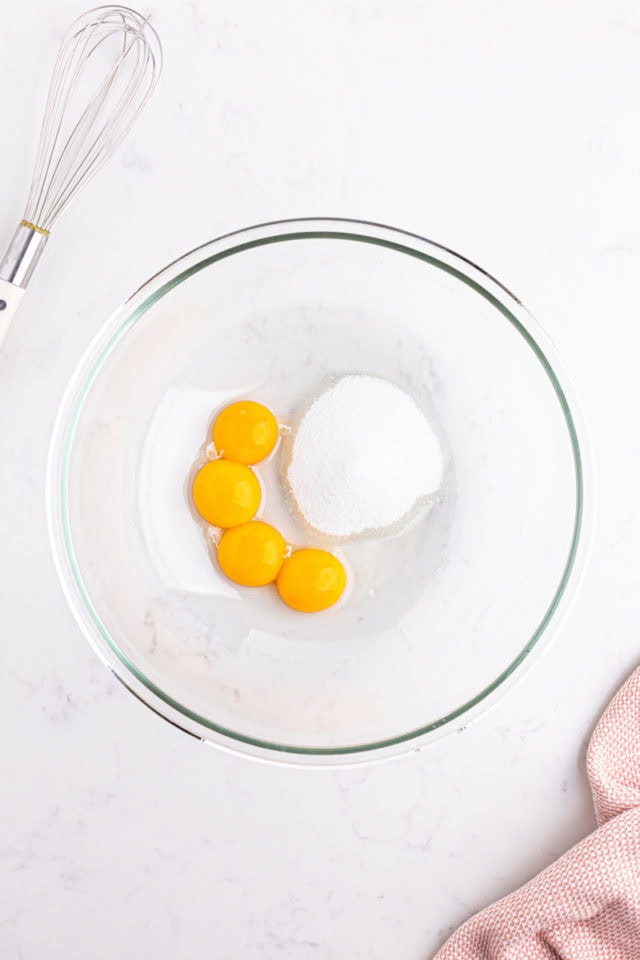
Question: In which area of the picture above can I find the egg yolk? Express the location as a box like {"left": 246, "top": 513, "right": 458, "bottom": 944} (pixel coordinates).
{"left": 217, "top": 521, "right": 286, "bottom": 587}
{"left": 276, "top": 549, "right": 346, "bottom": 613}
{"left": 213, "top": 400, "right": 278, "bottom": 465}
{"left": 192, "top": 459, "right": 261, "bottom": 528}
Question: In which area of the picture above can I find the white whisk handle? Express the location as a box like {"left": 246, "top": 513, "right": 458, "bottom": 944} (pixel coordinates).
{"left": 0, "top": 279, "right": 25, "bottom": 346}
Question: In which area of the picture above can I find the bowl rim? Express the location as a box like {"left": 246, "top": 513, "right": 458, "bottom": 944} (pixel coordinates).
{"left": 46, "top": 216, "right": 592, "bottom": 766}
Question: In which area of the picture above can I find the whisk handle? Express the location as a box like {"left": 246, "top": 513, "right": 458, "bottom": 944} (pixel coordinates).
{"left": 0, "top": 222, "right": 48, "bottom": 345}
{"left": 0, "top": 278, "right": 25, "bottom": 346}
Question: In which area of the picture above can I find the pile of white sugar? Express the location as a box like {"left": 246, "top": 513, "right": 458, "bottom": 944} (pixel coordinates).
{"left": 285, "top": 374, "right": 444, "bottom": 539}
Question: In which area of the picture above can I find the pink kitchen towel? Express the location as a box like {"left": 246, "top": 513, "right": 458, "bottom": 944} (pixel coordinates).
{"left": 434, "top": 667, "right": 640, "bottom": 959}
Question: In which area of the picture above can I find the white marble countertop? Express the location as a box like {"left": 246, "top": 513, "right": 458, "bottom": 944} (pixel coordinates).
{"left": 2, "top": 1, "right": 640, "bottom": 956}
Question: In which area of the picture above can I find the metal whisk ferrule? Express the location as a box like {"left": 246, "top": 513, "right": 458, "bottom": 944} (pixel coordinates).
{"left": 0, "top": 223, "right": 49, "bottom": 288}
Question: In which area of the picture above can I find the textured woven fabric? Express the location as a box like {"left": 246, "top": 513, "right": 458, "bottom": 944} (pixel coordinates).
{"left": 434, "top": 667, "right": 640, "bottom": 960}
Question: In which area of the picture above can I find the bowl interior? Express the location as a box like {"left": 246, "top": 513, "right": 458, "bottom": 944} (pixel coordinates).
{"left": 51, "top": 223, "right": 584, "bottom": 761}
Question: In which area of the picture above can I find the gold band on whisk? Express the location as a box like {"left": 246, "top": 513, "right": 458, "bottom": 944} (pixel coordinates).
{"left": 20, "top": 219, "right": 50, "bottom": 237}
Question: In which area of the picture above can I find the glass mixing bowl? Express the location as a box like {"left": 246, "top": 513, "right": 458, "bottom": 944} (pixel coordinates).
{"left": 47, "top": 218, "right": 589, "bottom": 765}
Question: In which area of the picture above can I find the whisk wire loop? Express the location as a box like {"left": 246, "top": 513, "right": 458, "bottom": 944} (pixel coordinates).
{"left": 24, "top": 5, "right": 161, "bottom": 233}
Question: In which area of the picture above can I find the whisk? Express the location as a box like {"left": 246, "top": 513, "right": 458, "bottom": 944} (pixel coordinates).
{"left": 0, "top": 5, "right": 162, "bottom": 344}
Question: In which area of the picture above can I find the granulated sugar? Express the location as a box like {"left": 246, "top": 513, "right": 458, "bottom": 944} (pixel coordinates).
{"left": 285, "top": 374, "right": 444, "bottom": 539}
